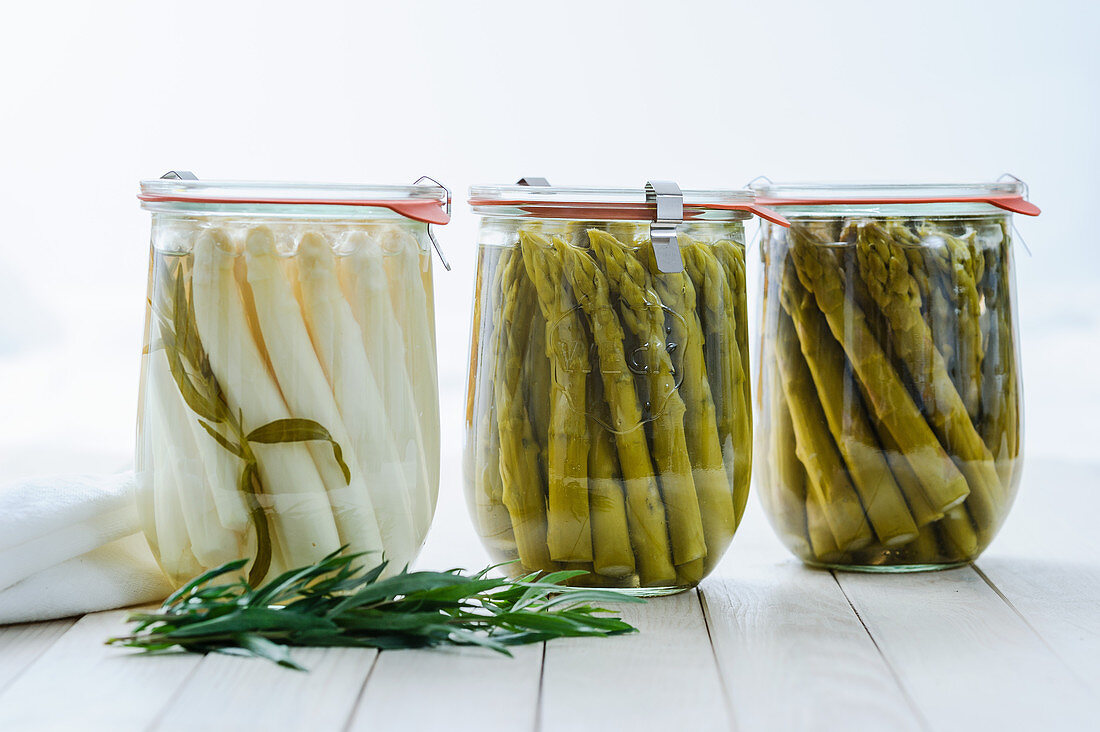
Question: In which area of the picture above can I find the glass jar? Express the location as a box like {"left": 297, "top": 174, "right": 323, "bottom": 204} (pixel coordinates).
{"left": 135, "top": 175, "right": 449, "bottom": 587}
{"left": 750, "top": 178, "right": 1039, "bottom": 571}
{"left": 463, "top": 181, "right": 787, "bottom": 594}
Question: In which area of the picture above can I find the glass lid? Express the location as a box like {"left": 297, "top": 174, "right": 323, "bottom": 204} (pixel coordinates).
{"left": 748, "top": 177, "right": 1040, "bottom": 216}
{"left": 139, "top": 175, "right": 451, "bottom": 224}
{"left": 469, "top": 182, "right": 788, "bottom": 225}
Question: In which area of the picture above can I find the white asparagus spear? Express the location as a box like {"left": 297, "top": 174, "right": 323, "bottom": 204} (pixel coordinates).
{"left": 185, "top": 408, "right": 251, "bottom": 534}
{"left": 337, "top": 232, "right": 434, "bottom": 541}
{"left": 377, "top": 225, "right": 441, "bottom": 507}
{"left": 150, "top": 416, "right": 204, "bottom": 582}
{"left": 148, "top": 347, "right": 242, "bottom": 567}
{"left": 192, "top": 229, "right": 342, "bottom": 567}
{"left": 243, "top": 226, "right": 387, "bottom": 560}
{"left": 297, "top": 231, "right": 419, "bottom": 563}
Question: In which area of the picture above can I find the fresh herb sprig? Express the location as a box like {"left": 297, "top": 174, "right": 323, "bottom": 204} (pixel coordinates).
{"left": 108, "top": 550, "right": 642, "bottom": 670}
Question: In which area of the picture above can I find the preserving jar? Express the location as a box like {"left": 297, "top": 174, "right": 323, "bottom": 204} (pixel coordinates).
{"left": 136, "top": 173, "right": 449, "bottom": 587}
{"left": 464, "top": 180, "right": 787, "bottom": 594}
{"left": 751, "top": 178, "right": 1039, "bottom": 571}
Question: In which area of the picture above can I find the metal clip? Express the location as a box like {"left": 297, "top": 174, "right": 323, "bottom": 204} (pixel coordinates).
{"left": 998, "top": 173, "right": 1033, "bottom": 257}
{"left": 516, "top": 177, "right": 550, "bottom": 187}
{"left": 412, "top": 175, "right": 452, "bottom": 271}
{"left": 161, "top": 170, "right": 198, "bottom": 180}
{"left": 646, "top": 180, "right": 684, "bottom": 273}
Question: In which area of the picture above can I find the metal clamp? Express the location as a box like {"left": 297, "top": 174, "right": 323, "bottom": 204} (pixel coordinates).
{"left": 998, "top": 173, "right": 1033, "bottom": 257}
{"left": 413, "top": 175, "right": 452, "bottom": 271}
{"left": 516, "top": 176, "right": 550, "bottom": 187}
{"left": 161, "top": 170, "right": 198, "bottom": 180}
{"left": 646, "top": 180, "right": 684, "bottom": 273}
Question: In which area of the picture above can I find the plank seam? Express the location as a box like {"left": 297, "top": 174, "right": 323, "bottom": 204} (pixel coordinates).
{"left": 0, "top": 618, "right": 77, "bottom": 699}
{"left": 534, "top": 642, "right": 547, "bottom": 732}
{"left": 971, "top": 563, "right": 1093, "bottom": 690}
{"left": 696, "top": 586, "right": 737, "bottom": 730}
{"left": 340, "top": 649, "right": 383, "bottom": 732}
{"left": 829, "top": 571, "right": 932, "bottom": 732}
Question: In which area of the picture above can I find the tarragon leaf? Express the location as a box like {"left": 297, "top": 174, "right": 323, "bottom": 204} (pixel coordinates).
{"left": 246, "top": 418, "right": 352, "bottom": 483}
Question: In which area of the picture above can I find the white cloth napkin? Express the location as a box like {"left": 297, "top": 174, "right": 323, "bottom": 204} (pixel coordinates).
{"left": 0, "top": 472, "right": 172, "bottom": 624}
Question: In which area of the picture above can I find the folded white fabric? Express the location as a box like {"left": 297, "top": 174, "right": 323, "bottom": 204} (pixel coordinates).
{"left": 0, "top": 472, "right": 172, "bottom": 624}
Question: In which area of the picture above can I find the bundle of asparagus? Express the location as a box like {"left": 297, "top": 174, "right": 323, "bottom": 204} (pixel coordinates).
{"left": 758, "top": 216, "right": 1022, "bottom": 568}
{"left": 465, "top": 222, "right": 752, "bottom": 592}
{"left": 137, "top": 222, "right": 439, "bottom": 587}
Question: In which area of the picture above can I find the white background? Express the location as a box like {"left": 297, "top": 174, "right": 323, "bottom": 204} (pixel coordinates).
{"left": 1, "top": 0, "right": 1097, "bottom": 490}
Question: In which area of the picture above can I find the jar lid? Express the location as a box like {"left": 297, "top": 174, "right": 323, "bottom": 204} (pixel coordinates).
{"left": 468, "top": 183, "right": 790, "bottom": 226}
{"left": 748, "top": 177, "right": 1040, "bottom": 216}
{"left": 139, "top": 174, "right": 451, "bottom": 224}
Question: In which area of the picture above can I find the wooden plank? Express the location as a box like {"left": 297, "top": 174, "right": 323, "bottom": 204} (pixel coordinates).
{"left": 0, "top": 610, "right": 201, "bottom": 731}
{"left": 540, "top": 591, "right": 730, "bottom": 732}
{"left": 977, "top": 559, "right": 1100, "bottom": 695}
{"left": 703, "top": 564, "right": 922, "bottom": 732}
{"left": 154, "top": 647, "right": 377, "bottom": 732}
{"left": 836, "top": 567, "right": 1099, "bottom": 730}
{"left": 975, "top": 459, "right": 1100, "bottom": 695}
{"left": 347, "top": 644, "right": 543, "bottom": 732}
{"left": 0, "top": 618, "right": 75, "bottom": 695}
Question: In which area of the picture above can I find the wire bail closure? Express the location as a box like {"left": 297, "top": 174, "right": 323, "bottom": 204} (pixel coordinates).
{"left": 413, "top": 176, "right": 452, "bottom": 271}
{"left": 646, "top": 180, "right": 684, "bottom": 273}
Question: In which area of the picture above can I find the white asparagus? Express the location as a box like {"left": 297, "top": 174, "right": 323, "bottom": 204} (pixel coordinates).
{"left": 377, "top": 225, "right": 441, "bottom": 508}
{"left": 243, "top": 226, "right": 387, "bottom": 559}
{"left": 191, "top": 229, "right": 342, "bottom": 567}
{"left": 147, "top": 347, "right": 242, "bottom": 567}
{"left": 297, "top": 231, "right": 420, "bottom": 563}
{"left": 185, "top": 409, "right": 252, "bottom": 534}
{"left": 337, "top": 231, "right": 434, "bottom": 539}
{"left": 150, "top": 417, "right": 204, "bottom": 582}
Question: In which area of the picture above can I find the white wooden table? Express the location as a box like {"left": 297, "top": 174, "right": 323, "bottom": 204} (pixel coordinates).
{"left": 1, "top": 457, "right": 1097, "bottom": 731}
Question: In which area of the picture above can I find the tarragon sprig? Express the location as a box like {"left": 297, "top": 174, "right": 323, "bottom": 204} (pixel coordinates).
{"left": 108, "top": 549, "right": 642, "bottom": 670}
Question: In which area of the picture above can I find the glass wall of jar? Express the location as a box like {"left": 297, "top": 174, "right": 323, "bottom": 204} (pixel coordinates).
{"left": 750, "top": 179, "right": 1039, "bottom": 571}
{"left": 136, "top": 176, "right": 449, "bottom": 587}
{"left": 464, "top": 183, "right": 786, "bottom": 594}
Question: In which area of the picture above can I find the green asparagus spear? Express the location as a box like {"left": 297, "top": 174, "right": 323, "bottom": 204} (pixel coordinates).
{"left": 979, "top": 223, "right": 1020, "bottom": 487}
{"left": 587, "top": 364, "right": 638, "bottom": 578}
{"left": 474, "top": 247, "right": 517, "bottom": 552}
{"left": 854, "top": 221, "right": 1002, "bottom": 534}
{"left": 767, "top": 372, "right": 813, "bottom": 558}
{"left": 680, "top": 238, "right": 752, "bottom": 526}
{"left": 805, "top": 487, "right": 848, "bottom": 564}
{"left": 775, "top": 308, "right": 874, "bottom": 551}
{"left": 647, "top": 235, "right": 739, "bottom": 572}
{"left": 493, "top": 249, "right": 556, "bottom": 574}
{"left": 585, "top": 230, "right": 707, "bottom": 568}
{"left": 615, "top": 233, "right": 739, "bottom": 572}
{"left": 555, "top": 237, "right": 678, "bottom": 585}
{"left": 917, "top": 223, "right": 985, "bottom": 423}
{"left": 519, "top": 231, "right": 593, "bottom": 563}
{"left": 778, "top": 259, "right": 919, "bottom": 546}
{"left": 788, "top": 226, "right": 971, "bottom": 515}
{"left": 523, "top": 276, "right": 553, "bottom": 488}
{"left": 712, "top": 240, "right": 752, "bottom": 411}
